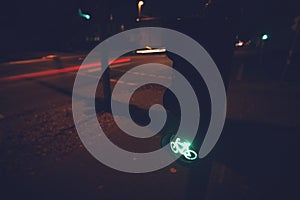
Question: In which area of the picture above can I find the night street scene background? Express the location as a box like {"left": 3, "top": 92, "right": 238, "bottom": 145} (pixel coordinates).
{"left": 1, "top": 0, "right": 300, "bottom": 199}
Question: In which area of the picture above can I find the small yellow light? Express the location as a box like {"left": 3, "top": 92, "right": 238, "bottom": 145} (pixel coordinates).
{"left": 138, "top": 1, "right": 144, "bottom": 6}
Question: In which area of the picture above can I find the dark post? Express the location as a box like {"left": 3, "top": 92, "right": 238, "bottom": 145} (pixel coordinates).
{"left": 101, "top": 27, "right": 111, "bottom": 112}
{"left": 101, "top": 51, "right": 111, "bottom": 113}
{"left": 99, "top": 1, "right": 112, "bottom": 113}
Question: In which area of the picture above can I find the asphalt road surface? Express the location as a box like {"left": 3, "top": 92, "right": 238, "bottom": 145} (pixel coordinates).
{"left": 0, "top": 52, "right": 299, "bottom": 200}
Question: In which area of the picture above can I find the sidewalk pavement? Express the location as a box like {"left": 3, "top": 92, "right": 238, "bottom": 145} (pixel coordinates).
{"left": 0, "top": 73, "right": 299, "bottom": 199}
{"left": 227, "top": 80, "right": 300, "bottom": 129}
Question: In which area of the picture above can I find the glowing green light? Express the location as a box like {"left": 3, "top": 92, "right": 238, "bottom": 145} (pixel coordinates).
{"left": 78, "top": 8, "right": 91, "bottom": 20}
{"left": 262, "top": 34, "right": 269, "bottom": 40}
{"left": 82, "top": 14, "right": 91, "bottom": 20}
{"left": 170, "top": 137, "right": 198, "bottom": 160}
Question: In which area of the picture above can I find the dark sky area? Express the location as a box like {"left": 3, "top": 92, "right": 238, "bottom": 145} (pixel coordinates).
{"left": 1, "top": 0, "right": 300, "bottom": 51}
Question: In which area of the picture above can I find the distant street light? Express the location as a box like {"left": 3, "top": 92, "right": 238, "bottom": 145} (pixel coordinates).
{"left": 82, "top": 14, "right": 91, "bottom": 20}
{"left": 262, "top": 34, "right": 269, "bottom": 40}
{"left": 138, "top": 1, "right": 144, "bottom": 17}
{"left": 78, "top": 8, "right": 91, "bottom": 20}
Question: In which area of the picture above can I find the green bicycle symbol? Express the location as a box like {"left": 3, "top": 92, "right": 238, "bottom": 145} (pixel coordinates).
{"left": 170, "top": 137, "right": 198, "bottom": 161}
